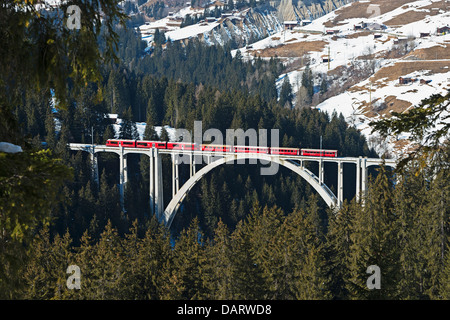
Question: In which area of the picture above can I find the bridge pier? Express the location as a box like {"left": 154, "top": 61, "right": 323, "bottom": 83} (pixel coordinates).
{"left": 355, "top": 157, "right": 369, "bottom": 203}
{"left": 356, "top": 157, "right": 361, "bottom": 202}
{"left": 172, "top": 154, "right": 180, "bottom": 197}
{"left": 119, "top": 147, "right": 128, "bottom": 208}
{"left": 90, "top": 146, "right": 99, "bottom": 187}
{"left": 319, "top": 158, "right": 324, "bottom": 185}
{"left": 154, "top": 149, "right": 164, "bottom": 223}
{"left": 149, "top": 148, "right": 155, "bottom": 215}
{"left": 337, "top": 161, "right": 343, "bottom": 207}
{"left": 361, "top": 157, "right": 368, "bottom": 202}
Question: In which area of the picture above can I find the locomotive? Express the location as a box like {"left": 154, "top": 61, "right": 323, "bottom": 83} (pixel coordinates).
{"left": 105, "top": 139, "right": 338, "bottom": 157}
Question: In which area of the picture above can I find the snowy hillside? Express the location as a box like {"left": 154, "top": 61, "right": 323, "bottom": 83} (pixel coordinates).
{"left": 233, "top": 0, "right": 450, "bottom": 158}
{"left": 138, "top": 5, "right": 284, "bottom": 47}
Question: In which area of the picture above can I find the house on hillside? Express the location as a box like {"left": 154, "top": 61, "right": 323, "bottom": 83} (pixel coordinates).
{"left": 326, "top": 29, "right": 339, "bottom": 35}
{"left": 399, "top": 77, "right": 430, "bottom": 85}
{"left": 105, "top": 114, "right": 118, "bottom": 125}
{"left": 399, "top": 77, "right": 415, "bottom": 84}
{"left": 366, "top": 22, "right": 386, "bottom": 31}
{"left": 354, "top": 21, "right": 385, "bottom": 31}
{"left": 300, "top": 20, "right": 311, "bottom": 26}
{"left": 284, "top": 21, "right": 299, "bottom": 30}
{"left": 206, "top": 1, "right": 226, "bottom": 10}
{"left": 420, "top": 32, "right": 430, "bottom": 38}
{"left": 437, "top": 26, "right": 450, "bottom": 35}
{"left": 393, "top": 36, "right": 410, "bottom": 44}
{"left": 354, "top": 22, "right": 367, "bottom": 30}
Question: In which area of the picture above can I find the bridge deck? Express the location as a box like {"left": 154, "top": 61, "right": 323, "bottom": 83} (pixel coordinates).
{"left": 68, "top": 143, "right": 396, "bottom": 166}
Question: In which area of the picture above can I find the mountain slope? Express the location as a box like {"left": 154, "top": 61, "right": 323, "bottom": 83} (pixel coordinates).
{"left": 235, "top": 0, "right": 450, "bottom": 157}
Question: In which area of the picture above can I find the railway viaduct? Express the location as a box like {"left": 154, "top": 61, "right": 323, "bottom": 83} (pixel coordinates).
{"left": 68, "top": 143, "right": 396, "bottom": 228}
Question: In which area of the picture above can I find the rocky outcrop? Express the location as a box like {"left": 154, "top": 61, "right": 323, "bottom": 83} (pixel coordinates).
{"left": 197, "top": 7, "right": 284, "bottom": 47}
{"left": 271, "top": 0, "right": 354, "bottom": 21}
{"left": 192, "top": 0, "right": 354, "bottom": 47}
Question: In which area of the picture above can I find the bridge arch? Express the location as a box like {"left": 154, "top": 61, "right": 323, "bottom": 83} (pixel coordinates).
{"left": 163, "top": 153, "right": 338, "bottom": 228}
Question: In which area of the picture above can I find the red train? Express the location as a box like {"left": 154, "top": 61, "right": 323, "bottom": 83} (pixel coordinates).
{"left": 105, "top": 139, "right": 338, "bottom": 157}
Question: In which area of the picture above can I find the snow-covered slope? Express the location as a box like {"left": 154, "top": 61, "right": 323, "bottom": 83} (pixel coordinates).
{"left": 234, "top": 0, "right": 450, "bottom": 157}
{"left": 139, "top": 5, "right": 284, "bottom": 47}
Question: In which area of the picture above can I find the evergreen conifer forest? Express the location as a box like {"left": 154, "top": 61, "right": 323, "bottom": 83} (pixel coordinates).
{"left": 0, "top": 1, "right": 448, "bottom": 301}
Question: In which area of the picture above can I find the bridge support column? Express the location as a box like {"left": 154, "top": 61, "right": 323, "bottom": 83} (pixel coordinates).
{"left": 319, "top": 158, "right": 324, "bottom": 185}
{"left": 337, "top": 161, "right": 343, "bottom": 207}
{"left": 149, "top": 148, "right": 155, "bottom": 215}
{"left": 172, "top": 154, "right": 180, "bottom": 197}
{"left": 361, "top": 157, "right": 368, "bottom": 203}
{"left": 90, "top": 147, "right": 99, "bottom": 187}
{"left": 176, "top": 159, "right": 179, "bottom": 194}
{"left": 356, "top": 157, "right": 361, "bottom": 202}
{"left": 154, "top": 149, "right": 164, "bottom": 222}
{"left": 190, "top": 153, "right": 197, "bottom": 177}
{"left": 119, "top": 148, "right": 128, "bottom": 209}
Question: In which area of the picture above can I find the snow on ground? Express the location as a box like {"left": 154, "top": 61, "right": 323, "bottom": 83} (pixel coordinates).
{"left": 316, "top": 69, "right": 450, "bottom": 157}
{"left": 0, "top": 142, "right": 23, "bottom": 154}
{"left": 233, "top": 0, "right": 450, "bottom": 157}
{"left": 113, "top": 118, "right": 177, "bottom": 141}
{"left": 165, "top": 21, "right": 220, "bottom": 42}
{"left": 136, "top": 0, "right": 449, "bottom": 156}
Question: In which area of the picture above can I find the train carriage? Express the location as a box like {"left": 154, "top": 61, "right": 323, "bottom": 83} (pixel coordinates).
{"left": 136, "top": 141, "right": 153, "bottom": 148}
{"left": 234, "top": 146, "right": 270, "bottom": 154}
{"left": 300, "top": 148, "right": 338, "bottom": 157}
{"left": 270, "top": 147, "right": 300, "bottom": 155}
{"left": 201, "top": 144, "right": 232, "bottom": 153}
{"left": 166, "top": 142, "right": 198, "bottom": 150}
{"left": 105, "top": 139, "right": 338, "bottom": 158}
{"left": 106, "top": 139, "right": 136, "bottom": 148}
{"left": 135, "top": 141, "right": 167, "bottom": 149}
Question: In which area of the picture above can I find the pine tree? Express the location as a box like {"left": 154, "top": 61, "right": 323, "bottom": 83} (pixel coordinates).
{"left": 204, "top": 219, "right": 234, "bottom": 299}
{"left": 229, "top": 202, "right": 267, "bottom": 299}
{"left": 22, "top": 226, "right": 54, "bottom": 299}
{"left": 23, "top": 227, "right": 74, "bottom": 299}
{"left": 286, "top": 205, "right": 330, "bottom": 299}
{"left": 103, "top": 124, "right": 116, "bottom": 141}
{"left": 347, "top": 166, "right": 401, "bottom": 299}
{"left": 138, "top": 216, "right": 171, "bottom": 299}
{"left": 119, "top": 107, "right": 139, "bottom": 140}
{"left": 325, "top": 200, "right": 355, "bottom": 299}
{"left": 420, "top": 165, "right": 449, "bottom": 299}
{"left": 45, "top": 106, "right": 57, "bottom": 150}
{"left": 160, "top": 218, "right": 208, "bottom": 299}
{"left": 89, "top": 221, "right": 125, "bottom": 299}
{"left": 301, "top": 65, "right": 314, "bottom": 100}
{"left": 439, "top": 241, "right": 450, "bottom": 299}
{"left": 159, "top": 126, "right": 170, "bottom": 142}
{"left": 72, "top": 230, "right": 94, "bottom": 299}
{"left": 118, "top": 220, "right": 143, "bottom": 299}
{"left": 370, "top": 92, "right": 450, "bottom": 172}
{"left": 51, "top": 231, "right": 75, "bottom": 300}
{"left": 279, "top": 77, "right": 293, "bottom": 108}
{"left": 320, "top": 76, "right": 328, "bottom": 95}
